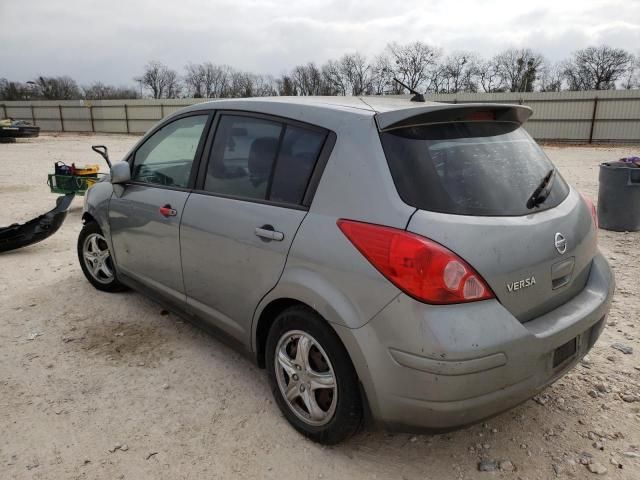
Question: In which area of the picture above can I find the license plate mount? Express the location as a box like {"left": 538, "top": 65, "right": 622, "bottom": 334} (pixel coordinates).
{"left": 553, "top": 337, "right": 578, "bottom": 368}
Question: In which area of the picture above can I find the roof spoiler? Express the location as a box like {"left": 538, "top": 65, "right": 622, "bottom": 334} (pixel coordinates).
{"left": 375, "top": 103, "right": 533, "bottom": 132}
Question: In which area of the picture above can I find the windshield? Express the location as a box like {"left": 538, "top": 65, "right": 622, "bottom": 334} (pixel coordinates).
{"left": 380, "top": 122, "right": 570, "bottom": 216}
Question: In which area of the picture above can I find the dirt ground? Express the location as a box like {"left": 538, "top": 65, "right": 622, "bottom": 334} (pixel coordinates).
{"left": 1, "top": 134, "right": 639, "bottom": 480}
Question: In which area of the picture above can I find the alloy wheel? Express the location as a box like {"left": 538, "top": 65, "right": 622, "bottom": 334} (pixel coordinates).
{"left": 82, "top": 233, "right": 114, "bottom": 284}
{"left": 274, "top": 330, "right": 338, "bottom": 426}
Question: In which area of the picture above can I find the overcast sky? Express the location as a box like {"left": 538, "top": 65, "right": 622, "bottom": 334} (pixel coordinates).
{"left": 1, "top": 0, "right": 639, "bottom": 86}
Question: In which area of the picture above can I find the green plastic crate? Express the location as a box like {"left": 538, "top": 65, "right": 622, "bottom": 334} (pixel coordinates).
{"left": 47, "top": 174, "right": 98, "bottom": 196}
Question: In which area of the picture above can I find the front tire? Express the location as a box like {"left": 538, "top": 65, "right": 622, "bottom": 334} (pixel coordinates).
{"left": 266, "top": 305, "right": 362, "bottom": 444}
{"left": 77, "top": 221, "right": 126, "bottom": 292}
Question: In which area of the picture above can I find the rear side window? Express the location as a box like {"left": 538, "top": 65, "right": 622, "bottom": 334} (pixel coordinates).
{"left": 203, "top": 114, "right": 326, "bottom": 205}
{"left": 380, "top": 122, "right": 570, "bottom": 216}
{"left": 269, "top": 125, "right": 326, "bottom": 204}
{"left": 204, "top": 115, "right": 283, "bottom": 200}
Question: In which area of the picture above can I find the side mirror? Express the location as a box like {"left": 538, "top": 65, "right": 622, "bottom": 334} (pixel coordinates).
{"left": 110, "top": 161, "right": 131, "bottom": 184}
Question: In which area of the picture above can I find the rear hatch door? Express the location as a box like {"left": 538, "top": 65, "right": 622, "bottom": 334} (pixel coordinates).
{"left": 378, "top": 106, "right": 597, "bottom": 321}
{"left": 406, "top": 195, "right": 596, "bottom": 321}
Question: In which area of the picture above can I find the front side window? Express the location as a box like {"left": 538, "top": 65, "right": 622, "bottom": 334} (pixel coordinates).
{"left": 132, "top": 115, "right": 208, "bottom": 188}
{"left": 380, "top": 122, "right": 570, "bottom": 216}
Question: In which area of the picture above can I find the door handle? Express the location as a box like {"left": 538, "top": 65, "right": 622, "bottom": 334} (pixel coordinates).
{"left": 159, "top": 204, "right": 178, "bottom": 217}
{"left": 255, "top": 225, "right": 284, "bottom": 241}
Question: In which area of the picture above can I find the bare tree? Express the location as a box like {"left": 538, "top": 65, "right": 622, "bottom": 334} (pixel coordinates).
{"left": 493, "top": 48, "right": 544, "bottom": 92}
{"left": 344, "top": 53, "right": 373, "bottom": 95}
{"left": 276, "top": 75, "right": 297, "bottom": 96}
{"left": 621, "top": 53, "right": 639, "bottom": 89}
{"left": 251, "top": 74, "right": 278, "bottom": 97}
{"left": 34, "top": 76, "right": 82, "bottom": 99}
{"left": 0, "top": 78, "right": 32, "bottom": 100}
{"left": 322, "top": 59, "right": 349, "bottom": 96}
{"left": 135, "top": 61, "right": 181, "bottom": 99}
{"left": 563, "top": 45, "right": 634, "bottom": 90}
{"left": 439, "top": 52, "right": 479, "bottom": 93}
{"left": 83, "top": 82, "right": 139, "bottom": 100}
{"left": 369, "top": 54, "right": 398, "bottom": 95}
{"left": 387, "top": 41, "right": 440, "bottom": 92}
{"left": 183, "top": 64, "right": 273, "bottom": 98}
{"left": 291, "top": 63, "right": 324, "bottom": 96}
{"left": 205, "top": 64, "right": 232, "bottom": 98}
{"left": 537, "top": 62, "right": 564, "bottom": 92}
{"left": 475, "top": 59, "right": 504, "bottom": 92}
{"left": 184, "top": 63, "right": 207, "bottom": 98}
{"left": 321, "top": 53, "right": 373, "bottom": 96}
{"left": 224, "top": 70, "right": 276, "bottom": 98}
{"left": 7, "top": 42, "right": 640, "bottom": 102}
{"left": 223, "top": 70, "right": 248, "bottom": 97}
{"left": 183, "top": 62, "right": 231, "bottom": 98}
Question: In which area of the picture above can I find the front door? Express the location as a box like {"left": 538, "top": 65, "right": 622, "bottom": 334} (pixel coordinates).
{"left": 109, "top": 113, "right": 210, "bottom": 305}
{"left": 180, "top": 112, "right": 328, "bottom": 341}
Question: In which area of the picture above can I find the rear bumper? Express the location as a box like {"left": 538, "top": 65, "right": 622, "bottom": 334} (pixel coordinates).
{"left": 334, "top": 253, "right": 614, "bottom": 430}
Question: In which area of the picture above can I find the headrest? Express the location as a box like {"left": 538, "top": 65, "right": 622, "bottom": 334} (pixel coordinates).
{"left": 248, "top": 137, "right": 279, "bottom": 180}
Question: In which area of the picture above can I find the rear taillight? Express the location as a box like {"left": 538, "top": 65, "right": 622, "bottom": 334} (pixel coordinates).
{"left": 337, "top": 220, "right": 495, "bottom": 305}
{"left": 580, "top": 192, "right": 599, "bottom": 231}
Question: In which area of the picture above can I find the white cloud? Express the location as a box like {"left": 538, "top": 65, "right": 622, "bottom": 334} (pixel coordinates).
{"left": 0, "top": 0, "right": 638, "bottom": 85}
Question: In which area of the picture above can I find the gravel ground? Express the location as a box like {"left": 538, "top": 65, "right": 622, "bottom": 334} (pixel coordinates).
{"left": 1, "top": 134, "right": 639, "bottom": 480}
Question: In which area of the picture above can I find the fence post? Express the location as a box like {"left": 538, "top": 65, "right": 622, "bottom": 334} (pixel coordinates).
{"left": 1, "top": 104, "right": 7, "bottom": 119}
{"left": 58, "top": 104, "right": 65, "bottom": 132}
{"left": 589, "top": 97, "right": 599, "bottom": 144}
{"left": 31, "top": 105, "right": 36, "bottom": 125}
{"left": 89, "top": 105, "right": 95, "bottom": 132}
{"left": 124, "top": 104, "right": 130, "bottom": 134}
{"left": 160, "top": 104, "right": 165, "bottom": 118}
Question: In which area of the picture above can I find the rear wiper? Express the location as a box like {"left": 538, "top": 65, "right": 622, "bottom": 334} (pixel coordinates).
{"left": 526, "top": 168, "right": 556, "bottom": 209}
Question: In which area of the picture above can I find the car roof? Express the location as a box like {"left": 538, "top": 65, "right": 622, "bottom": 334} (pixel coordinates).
{"left": 181, "top": 96, "right": 532, "bottom": 131}
{"left": 185, "top": 95, "right": 442, "bottom": 115}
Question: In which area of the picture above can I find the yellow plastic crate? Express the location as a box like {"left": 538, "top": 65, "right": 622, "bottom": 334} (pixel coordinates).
{"left": 73, "top": 164, "right": 100, "bottom": 176}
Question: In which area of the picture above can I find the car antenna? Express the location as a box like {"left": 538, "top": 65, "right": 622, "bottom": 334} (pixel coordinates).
{"left": 393, "top": 78, "right": 425, "bottom": 103}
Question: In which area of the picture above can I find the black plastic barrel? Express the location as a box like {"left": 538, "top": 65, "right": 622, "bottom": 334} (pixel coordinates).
{"left": 597, "top": 160, "right": 640, "bottom": 232}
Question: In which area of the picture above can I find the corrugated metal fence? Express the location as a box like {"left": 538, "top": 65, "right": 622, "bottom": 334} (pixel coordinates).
{"left": 423, "top": 90, "right": 640, "bottom": 143}
{"left": 0, "top": 98, "right": 205, "bottom": 135}
{"left": 2, "top": 90, "right": 639, "bottom": 142}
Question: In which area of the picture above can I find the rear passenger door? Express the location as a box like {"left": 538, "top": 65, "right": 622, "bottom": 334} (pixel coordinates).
{"left": 180, "top": 112, "right": 330, "bottom": 342}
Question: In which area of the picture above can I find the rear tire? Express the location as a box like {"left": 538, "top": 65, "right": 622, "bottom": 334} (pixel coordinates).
{"left": 266, "top": 305, "right": 362, "bottom": 444}
{"left": 77, "top": 221, "right": 126, "bottom": 293}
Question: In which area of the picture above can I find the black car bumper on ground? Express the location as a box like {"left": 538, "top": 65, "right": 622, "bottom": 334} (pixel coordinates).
{"left": 0, "top": 121, "right": 40, "bottom": 138}
{"left": 0, "top": 194, "right": 74, "bottom": 253}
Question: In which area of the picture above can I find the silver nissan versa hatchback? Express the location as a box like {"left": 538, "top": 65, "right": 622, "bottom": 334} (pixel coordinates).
{"left": 78, "top": 96, "right": 614, "bottom": 444}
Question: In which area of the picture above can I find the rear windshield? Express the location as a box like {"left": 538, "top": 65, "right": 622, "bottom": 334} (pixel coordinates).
{"left": 380, "top": 122, "right": 570, "bottom": 216}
